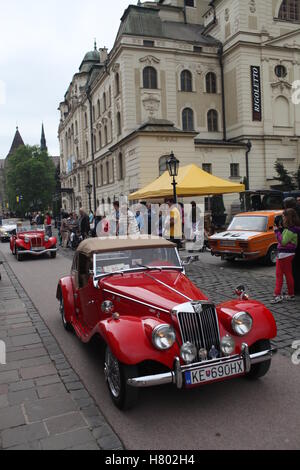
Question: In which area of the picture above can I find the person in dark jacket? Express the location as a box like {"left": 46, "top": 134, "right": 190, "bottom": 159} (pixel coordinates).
{"left": 284, "top": 198, "right": 300, "bottom": 294}
{"left": 79, "top": 209, "right": 90, "bottom": 240}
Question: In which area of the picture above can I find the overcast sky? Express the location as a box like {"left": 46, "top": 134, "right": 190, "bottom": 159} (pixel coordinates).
{"left": 0, "top": 0, "right": 133, "bottom": 158}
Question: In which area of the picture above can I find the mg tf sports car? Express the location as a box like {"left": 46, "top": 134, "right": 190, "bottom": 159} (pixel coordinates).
{"left": 209, "top": 211, "right": 283, "bottom": 265}
{"left": 10, "top": 225, "right": 57, "bottom": 261}
{"left": 57, "top": 237, "right": 277, "bottom": 410}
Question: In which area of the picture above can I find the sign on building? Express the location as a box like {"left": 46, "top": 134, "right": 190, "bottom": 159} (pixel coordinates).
{"left": 251, "top": 66, "right": 262, "bottom": 121}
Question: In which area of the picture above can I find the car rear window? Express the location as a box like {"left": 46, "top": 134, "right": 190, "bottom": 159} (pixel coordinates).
{"left": 228, "top": 216, "right": 268, "bottom": 232}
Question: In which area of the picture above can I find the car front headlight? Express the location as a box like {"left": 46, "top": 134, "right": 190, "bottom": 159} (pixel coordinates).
{"left": 181, "top": 342, "right": 197, "bottom": 364}
{"left": 24, "top": 236, "right": 30, "bottom": 244}
{"left": 152, "top": 324, "right": 176, "bottom": 351}
{"left": 220, "top": 335, "right": 236, "bottom": 356}
{"left": 232, "top": 312, "right": 253, "bottom": 337}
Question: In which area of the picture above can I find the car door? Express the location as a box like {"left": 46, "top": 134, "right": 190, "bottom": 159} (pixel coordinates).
{"left": 76, "top": 253, "right": 100, "bottom": 331}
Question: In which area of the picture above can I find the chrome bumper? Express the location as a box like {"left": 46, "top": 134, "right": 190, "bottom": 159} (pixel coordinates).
{"left": 212, "top": 250, "right": 260, "bottom": 258}
{"left": 127, "top": 344, "right": 276, "bottom": 389}
{"left": 21, "top": 248, "right": 57, "bottom": 256}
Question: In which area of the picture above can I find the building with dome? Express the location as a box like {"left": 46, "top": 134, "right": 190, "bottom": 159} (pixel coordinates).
{"left": 58, "top": 0, "right": 300, "bottom": 214}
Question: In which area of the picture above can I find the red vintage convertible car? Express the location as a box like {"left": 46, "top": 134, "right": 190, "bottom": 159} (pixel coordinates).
{"left": 10, "top": 225, "right": 57, "bottom": 261}
{"left": 57, "top": 237, "right": 277, "bottom": 410}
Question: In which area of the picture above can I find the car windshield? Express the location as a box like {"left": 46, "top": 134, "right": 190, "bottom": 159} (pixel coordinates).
{"left": 2, "top": 220, "right": 17, "bottom": 226}
{"left": 17, "top": 225, "right": 45, "bottom": 234}
{"left": 228, "top": 216, "right": 268, "bottom": 232}
{"left": 94, "top": 247, "right": 181, "bottom": 278}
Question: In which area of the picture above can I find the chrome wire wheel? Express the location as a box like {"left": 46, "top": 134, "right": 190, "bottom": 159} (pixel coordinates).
{"left": 105, "top": 348, "right": 121, "bottom": 399}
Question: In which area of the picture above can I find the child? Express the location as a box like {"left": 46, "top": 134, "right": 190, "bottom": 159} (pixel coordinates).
{"left": 272, "top": 209, "right": 300, "bottom": 303}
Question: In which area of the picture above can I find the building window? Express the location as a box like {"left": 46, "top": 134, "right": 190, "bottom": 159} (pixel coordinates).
{"left": 97, "top": 99, "right": 101, "bottom": 117}
{"left": 143, "top": 66, "right": 158, "bottom": 89}
{"left": 207, "top": 109, "right": 218, "bottom": 132}
{"left": 78, "top": 174, "right": 81, "bottom": 192}
{"left": 181, "top": 70, "right": 192, "bottom": 92}
{"left": 275, "top": 65, "right": 287, "bottom": 78}
{"left": 206, "top": 72, "right": 217, "bottom": 94}
{"left": 278, "top": 0, "right": 300, "bottom": 21}
{"left": 115, "top": 73, "right": 120, "bottom": 96}
{"left": 103, "top": 92, "right": 106, "bottom": 111}
{"left": 98, "top": 130, "right": 102, "bottom": 149}
{"left": 106, "top": 161, "right": 110, "bottom": 184}
{"left": 100, "top": 165, "right": 103, "bottom": 186}
{"left": 182, "top": 108, "right": 194, "bottom": 131}
{"left": 86, "top": 141, "right": 89, "bottom": 158}
{"left": 202, "top": 163, "right": 212, "bottom": 174}
{"left": 118, "top": 153, "right": 124, "bottom": 180}
{"left": 84, "top": 113, "right": 88, "bottom": 128}
{"left": 117, "top": 112, "right": 121, "bottom": 136}
{"left": 75, "top": 121, "right": 78, "bottom": 135}
{"left": 185, "top": 0, "right": 195, "bottom": 6}
{"left": 230, "top": 163, "right": 240, "bottom": 178}
{"left": 104, "top": 126, "right": 108, "bottom": 146}
{"left": 144, "top": 40, "right": 155, "bottom": 47}
{"left": 159, "top": 155, "right": 169, "bottom": 176}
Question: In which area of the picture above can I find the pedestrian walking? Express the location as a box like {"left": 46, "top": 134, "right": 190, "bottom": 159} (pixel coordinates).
{"left": 272, "top": 208, "right": 300, "bottom": 304}
{"left": 45, "top": 212, "right": 52, "bottom": 237}
{"left": 60, "top": 213, "right": 70, "bottom": 248}
{"left": 78, "top": 209, "right": 90, "bottom": 240}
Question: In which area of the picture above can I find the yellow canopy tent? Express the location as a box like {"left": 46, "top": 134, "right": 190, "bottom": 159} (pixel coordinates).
{"left": 129, "top": 164, "right": 245, "bottom": 200}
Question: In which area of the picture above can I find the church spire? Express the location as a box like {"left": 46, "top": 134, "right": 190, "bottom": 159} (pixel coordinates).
{"left": 6, "top": 127, "right": 25, "bottom": 159}
{"left": 40, "top": 123, "right": 47, "bottom": 152}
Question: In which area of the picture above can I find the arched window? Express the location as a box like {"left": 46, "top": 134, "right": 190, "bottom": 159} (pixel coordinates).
{"left": 106, "top": 161, "right": 110, "bottom": 184}
{"left": 143, "top": 66, "right": 158, "bottom": 89}
{"left": 78, "top": 174, "right": 81, "bottom": 192}
{"left": 181, "top": 70, "right": 192, "bottom": 92}
{"left": 207, "top": 109, "right": 218, "bottom": 132}
{"left": 104, "top": 126, "right": 108, "bottom": 145}
{"left": 98, "top": 130, "right": 102, "bottom": 149}
{"left": 93, "top": 134, "right": 96, "bottom": 151}
{"left": 76, "top": 146, "right": 79, "bottom": 160}
{"left": 75, "top": 121, "right": 78, "bottom": 135}
{"left": 182, "top": 108, "right": 194, "bottom": 131}
{"left": 118, "top": 153, "right": 124, "bottom": 180}
{"left": 115, "top": 73, "right": 120, "bottom": 95}
{"left": 206, "top": 72, "right": 217, "bottom": 93}
{"left": 103, "top": 92, "right": 106, "bottom": 111}
{"left": 117, "top": 112, "right": 121, "bottom": 136}
{"left": 159, "top": 155, "right": 169, "bottom": 176}
{"left": 278, "top": 0, "right": 300, "bottom": 21}
{"left": 100, "top": 165, "right": 103, "bottom": 186}
{"left": 86, "top": 141, "right": 89, "bottom": 158}
{"left": 97, "top": 99, "right": 100, "bottom": 117}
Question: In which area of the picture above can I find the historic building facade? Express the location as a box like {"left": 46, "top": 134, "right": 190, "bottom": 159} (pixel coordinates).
{"left": 58, "top": 0, "right": 300, "bottom": 214}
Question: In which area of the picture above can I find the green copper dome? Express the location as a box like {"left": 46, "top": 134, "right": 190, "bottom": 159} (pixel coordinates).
{"left": 79, "top": 43, "right": 100, "bottom": 72}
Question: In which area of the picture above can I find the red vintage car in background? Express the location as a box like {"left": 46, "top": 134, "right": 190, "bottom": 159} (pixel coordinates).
{"left": 10, "top": 224, "right": 58, "bottom": 261}
{"left": 57, "top": 237, "right": 277, "bottom": 410}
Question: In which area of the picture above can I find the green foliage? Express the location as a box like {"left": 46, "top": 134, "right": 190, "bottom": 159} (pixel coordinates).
{"left": 274, "top": 162, "right": 296, "bottom": 191}
{"left": 6, "top": 145, "right": 56, "bottom": 215}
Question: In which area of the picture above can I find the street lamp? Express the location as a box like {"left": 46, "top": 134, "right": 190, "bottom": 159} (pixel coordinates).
{"left": 166, "top": 151, "right": 180, "bottom": 203}
{"left": 85, "top": 181, "right": 93, "bottom": 212}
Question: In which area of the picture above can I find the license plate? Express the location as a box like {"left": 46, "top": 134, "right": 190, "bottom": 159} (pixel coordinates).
{"left": 185, "top": 360, "right": 245, "bottom": 386}
{"left": 220, "top": 240, "right": 236, "bottom": 247}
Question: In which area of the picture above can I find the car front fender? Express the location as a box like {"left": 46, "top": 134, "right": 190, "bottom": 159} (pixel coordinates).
{"left": 97, "top": 316, "right": 180, "bottom": 368}
{"left": 216, "top": 299, "right": 277, "bottom": 350}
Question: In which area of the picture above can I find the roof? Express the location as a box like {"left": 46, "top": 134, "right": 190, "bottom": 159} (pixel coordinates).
{"left": 117, "top": 5, "right": 218, "bottom": 46}
{"left": 77, "top": 236, "right": 175, "bottom": 257}
{"left": 7, "top": 128, "right": 25, "bottom": 158}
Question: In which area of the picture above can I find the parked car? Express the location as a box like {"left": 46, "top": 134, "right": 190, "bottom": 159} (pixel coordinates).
{"left": 209, "top": 210, "right": 283, "bottom": 265}
{"left": 10, "top": 225, "right": 58, "bottom": 261}
{"left": 0, "top": 219, "right": 20, "bottom": 243}
{"left": 56, "top": 237, "right": 277, "bottom": 410}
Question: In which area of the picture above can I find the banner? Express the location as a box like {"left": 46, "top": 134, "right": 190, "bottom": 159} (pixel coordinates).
{"left": 251, "top": 66, "right": 262, "bottom": 121}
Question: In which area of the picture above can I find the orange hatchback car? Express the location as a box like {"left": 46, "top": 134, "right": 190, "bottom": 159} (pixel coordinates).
{"left": 209, "top": 211, "right": 283, "bottom": 265}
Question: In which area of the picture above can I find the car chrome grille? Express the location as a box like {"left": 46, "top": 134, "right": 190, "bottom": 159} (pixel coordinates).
{"left": 177, "top": 303, "right": 220, "bottom": 358}
{"left": 31, "top": 237, "right": 43, "bottom": 249}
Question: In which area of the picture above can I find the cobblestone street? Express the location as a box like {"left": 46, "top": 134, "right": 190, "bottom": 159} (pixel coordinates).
{"left": 0, "top": 253, "right": 123, "bottom": 450}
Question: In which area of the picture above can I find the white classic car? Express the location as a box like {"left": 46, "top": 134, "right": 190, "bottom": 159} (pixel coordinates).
{"left": 0, "top": 219, "right": 19, "bottom": 243}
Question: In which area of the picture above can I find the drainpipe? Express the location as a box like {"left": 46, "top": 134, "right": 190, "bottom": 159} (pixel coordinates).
{"left": 218, "top": 43, "right": 227, "bottom": 142}
{"left": 86, "top": 87, "right": 97, "bottom": 212}
{"left": 245, "top": 140, "right": 252, "bottom": 191}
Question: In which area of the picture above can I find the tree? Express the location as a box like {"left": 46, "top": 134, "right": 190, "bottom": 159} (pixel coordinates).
{"left": 274, "top": 162, "right": 296, "bottom": 191}
{"left": 6, "top": 145, "right": 56, "bottom": 216}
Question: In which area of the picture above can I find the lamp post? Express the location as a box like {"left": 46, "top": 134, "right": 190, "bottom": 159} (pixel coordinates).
{"left": 85, "top": 181, "right": 93, "bottom": 213}
{"left": 166, "top": 151, "right": 180, "bottom": 204}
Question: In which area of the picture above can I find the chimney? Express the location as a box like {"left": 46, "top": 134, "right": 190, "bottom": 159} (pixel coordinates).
{"left": 99, "top": 47, "right": 108, "bottom": 64}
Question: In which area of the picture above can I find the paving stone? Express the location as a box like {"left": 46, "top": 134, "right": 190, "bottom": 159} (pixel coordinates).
{"left": 0, "top": 405, "right": 26, "bottom": 431}
{"left": 68, "top": 442, "right": 100, "bottom": 450}
{"left": 92, "top": 424, "right": 115, "bottom": 440}
{"left": 37, "top": 383, "right": 67, "bottom": 399}
{"left": 70, "top": 389, "right": 90, "bottom": 400}
{"left": 8, "top": 388, "right": 39, "bottom": 406}
{"left": 40, "top": 428, "right": 95, "bottom": 450}
{"left": 24, "top": 396, "right": 77, "bottom": 422}
{"left": 65, "top": 382, "right": 84, "bottom": 392}
{"left": 1, "top": 422, "right": 48, "bottom": 449}
{"left": 9, "top": 380, "right": 35, "bottom": 393}
{"left": 0, "top": 384, "right": 9, "bottom": 395}
{"left": 44, "top": 412, "right": 87, "bottom": 435}
{"left": 97, "top": 434, "right": 123, "bottom": 451}
{"left": 7, "top": 327, "right": 36, "bottom": 337}
{"left": 0, "top": 370, "right": 19, "bottom": 385}
{"left": 7, "top": 440, "right": 42, "bottom": 450}
{"left": 20, "top": 364, "right": 57, "bottom": 380}
{"left": 11, "top": 334, "right": 41, "bottom": 347}
{"left": 35, "top": 375, "right": 61, "bottom": 387}
{"left": 0, "top": 394, "right": 9, "bottom": 408}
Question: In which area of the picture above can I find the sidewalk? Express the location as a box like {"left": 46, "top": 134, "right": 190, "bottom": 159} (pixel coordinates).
{"left": 0, "top": 253, "right": 123, "bottom": 450}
